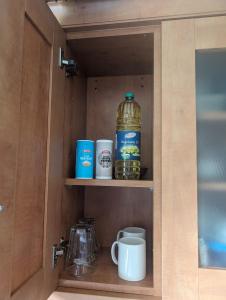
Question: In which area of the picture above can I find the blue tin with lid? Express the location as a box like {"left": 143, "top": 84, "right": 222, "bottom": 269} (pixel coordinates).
{"left": 75, "top": 140, "right": 94, "bottom": 179}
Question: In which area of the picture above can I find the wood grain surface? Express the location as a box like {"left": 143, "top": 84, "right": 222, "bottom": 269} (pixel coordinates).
{"left": 41, "top": 17, "right": 66, "bottom": 300}
{"left": 48, "top": 0, "right": 226, "bottom": 29}
{"left": 0, "top": 1, "right": 25, "bottom": 299}
{"left": 69, "top": 34, "right": 153, "bottom": 77}
{"left": 199, "top": 268, "right": 226, "bottom": 300}
{"left": 53, "top": 288, "right": 160, "bottom": 300}
{"left": 12, "top": 16, "right": 51, "bottom": 292}
{"left": 195, "top": 16, "right": 226, "bottom": 50}
{"left": 60, "top": 248, "right": 153, "bottom": 296}
{"left": 152, "top": 27, "right": 162, "bottom": 296}
{"left": 84, "top": 188, "right": 153, "bottom": 252}
{"left": 162, "top": 19, "right": 198, "bottom": 300}
{"left": 65, "top": 179, "right": 153, "bottom": 189}
{"left": 62, "top": 70, "right": 87, "bottom": 239}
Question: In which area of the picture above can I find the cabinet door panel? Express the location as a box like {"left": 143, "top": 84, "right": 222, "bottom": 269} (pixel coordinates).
{"left": 0, "top": 1, "right": 66, "bottom": 300}
{"left": 12, "top": 16, "right": 51, "bottom": 292}
{"left": 12, "top": 5, "right": 66, "bottom": 300}
{"left": 195, "top": 16, "right": 226, "bottom": 300}
{"left": 162, "top": 15, "right": 226, "bottom": 300}
{"left": 0, "top": 1, "right": 24, "bottom": 299}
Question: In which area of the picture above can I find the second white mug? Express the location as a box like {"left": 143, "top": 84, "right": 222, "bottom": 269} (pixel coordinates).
{"left": 117, "top": 227, "right": 146, "bottom": 241}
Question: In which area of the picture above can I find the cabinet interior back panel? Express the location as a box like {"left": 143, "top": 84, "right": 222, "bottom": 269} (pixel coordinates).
{"left": 86, "top": 75, "right": 153, "bottom": 178}
{"left": 85, "top": 75, "right": 154, "bottom": 261}
{"left": 12, "top": 17, "right": 51, "bottom": 292}
{"left": 84, "top": 187, "right": 153, "bottom": 253}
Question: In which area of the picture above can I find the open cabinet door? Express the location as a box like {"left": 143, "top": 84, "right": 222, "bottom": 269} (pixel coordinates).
{"left": 0, "top": 1, "right": 67, "bottom": 300}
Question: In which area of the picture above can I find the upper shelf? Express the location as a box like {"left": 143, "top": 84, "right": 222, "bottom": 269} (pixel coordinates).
{"left": 65, "top": 178, "right": 154, "bottom": 189}
{"left": 198, "top": 111, "right": 226, "bottom": 121}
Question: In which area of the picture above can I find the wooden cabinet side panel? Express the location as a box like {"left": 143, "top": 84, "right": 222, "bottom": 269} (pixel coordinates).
{"left": 61, "top": 43, "right": 87, "bottom": 238}
{"left": 162, "top": 19, "right": 198, "bottom": 300}
{"left": 0, "top": 1, "right": 25, "bottom": 299}
{"left": 41, "top": 24, "right": 67, "bottom": 300}
{"left": 152, "top": 28, "right": 162, "bottom": 297}
{"left": 61, "top": 72, "right": 86, "bottom": 238}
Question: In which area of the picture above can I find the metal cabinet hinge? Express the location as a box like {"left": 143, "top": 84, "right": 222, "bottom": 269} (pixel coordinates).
{"left": 0, "top": 204, "right": 5, "bottom": 213}
{"left": 59, "top": 48, "right": 78, "bottom": 77}
{"left": 52, "top": 237, "right": 68, "bottom": 269}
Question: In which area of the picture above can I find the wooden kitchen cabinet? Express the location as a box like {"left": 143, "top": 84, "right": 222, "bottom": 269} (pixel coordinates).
{"left": 1, "top": 1, "right": 160, "bottom": 299}
{"left": 1, "top": 1, "right": 226, "bottom": 300}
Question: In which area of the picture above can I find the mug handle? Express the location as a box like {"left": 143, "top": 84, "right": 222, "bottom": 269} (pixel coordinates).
{"left": 111, "top": 241, "right": 118, "bottom": 265}
{"left": 116, "top": 230, "right": 123, "bottom": 241}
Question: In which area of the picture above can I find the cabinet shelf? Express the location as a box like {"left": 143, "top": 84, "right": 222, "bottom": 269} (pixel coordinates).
{"left": 59, "top": 248, "right": 154, "bottom": 296}
{"left": 65, "top": 178, "right": 154, "bottom": 189}
{"left": 198, "top": 111, "right": 226, "bottom": 121}
{"left": 199, "top": 182, "right": 226, "bottom": 192}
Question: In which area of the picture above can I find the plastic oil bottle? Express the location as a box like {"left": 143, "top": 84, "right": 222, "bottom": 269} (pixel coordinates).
{"left": 115, "top": 92, "right": 141, "bottom": 179}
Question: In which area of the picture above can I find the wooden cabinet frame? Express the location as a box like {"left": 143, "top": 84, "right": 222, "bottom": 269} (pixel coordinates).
{"left": 48, "top": 0, "right": 226, "bottom": 30}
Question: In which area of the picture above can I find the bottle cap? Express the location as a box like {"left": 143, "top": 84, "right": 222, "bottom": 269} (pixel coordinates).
{"left": 124, "top": 92, "right": 135, "bottom": 100}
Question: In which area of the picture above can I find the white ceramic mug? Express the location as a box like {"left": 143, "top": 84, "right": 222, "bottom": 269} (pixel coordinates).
{"left": 117, "top": 227, "right": 146, "bottom": 241}
{"left": 111, "top": 237, "right": 146, "bottom": 281}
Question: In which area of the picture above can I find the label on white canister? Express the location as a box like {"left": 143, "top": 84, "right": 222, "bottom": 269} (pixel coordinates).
{"left": 96, "top": 140, "right": 113, "bottom": 179}
{"left": 98, "top": 149, "right": 112, "bottom": 168}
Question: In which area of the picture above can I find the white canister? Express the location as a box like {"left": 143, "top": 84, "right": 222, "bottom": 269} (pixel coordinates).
{"left": 96, "top": 140, "right": 113, "bottom": 179}
{"left": 111, "top": 237, "right": 146, "bottom": 281}
{"left": 117, "top": 227, "right": 146, "bottom": 241}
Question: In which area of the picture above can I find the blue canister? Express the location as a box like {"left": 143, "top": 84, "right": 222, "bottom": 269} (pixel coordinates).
{"left": 76, "top": 140, "right": 94, "bottom": 179}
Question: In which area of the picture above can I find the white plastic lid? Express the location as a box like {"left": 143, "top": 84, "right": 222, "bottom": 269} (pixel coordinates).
{"left": 77, "top": 140, "right": 94, "bottom": 142}
{"left": 96, "top": 139, "right": 113, "bottom": 143}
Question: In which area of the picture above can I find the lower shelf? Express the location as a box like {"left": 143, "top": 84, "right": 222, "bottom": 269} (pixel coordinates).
{"left": 59, "top": 248, "right": 154, "bottom": 296}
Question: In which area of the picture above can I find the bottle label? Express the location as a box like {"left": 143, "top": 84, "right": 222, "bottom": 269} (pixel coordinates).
{"left": 115, "top": 131, "right": 141, "bottom": 161}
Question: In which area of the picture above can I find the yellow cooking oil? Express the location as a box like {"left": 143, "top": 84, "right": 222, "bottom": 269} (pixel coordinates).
{"left": 115, "top": 92, "right": 141, "bottom": 180}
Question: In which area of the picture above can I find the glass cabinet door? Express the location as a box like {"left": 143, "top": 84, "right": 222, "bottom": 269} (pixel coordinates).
{"left": 162, "top": 16, "right": 226, "bottom": 300}
{"left": 196, "top": 50, "right": 226, "bottom": 269}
